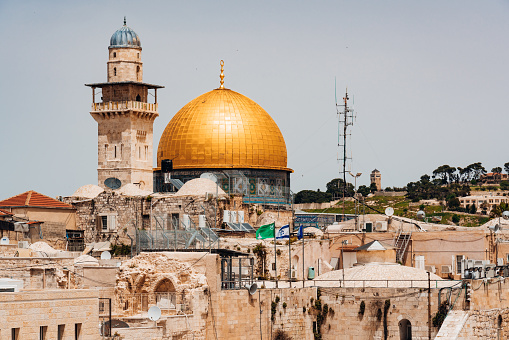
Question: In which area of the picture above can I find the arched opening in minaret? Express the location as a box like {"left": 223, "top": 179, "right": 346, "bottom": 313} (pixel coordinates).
{"left": 136, "top": 66, "right": 140, "bottom": 81}
{"left": 136, "top": 94, "right": 141, "bottom": 102}
{"left": 113, "top": 52, "right": 116, "bottom": 58}
{"left": 114, "top": 68, "right": 117, "bottom": 76}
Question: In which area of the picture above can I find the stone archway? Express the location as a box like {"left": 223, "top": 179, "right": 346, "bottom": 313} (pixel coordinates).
{"left": 399, "top": 319, "right": 412, "bottom": 340}
{"left": 151, "top": 276, "right": 178, "bottom": 310}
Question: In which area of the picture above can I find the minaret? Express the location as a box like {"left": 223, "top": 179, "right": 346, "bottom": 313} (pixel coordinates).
{"left": 86, "top": 18, "right": 163, "bottom": 191}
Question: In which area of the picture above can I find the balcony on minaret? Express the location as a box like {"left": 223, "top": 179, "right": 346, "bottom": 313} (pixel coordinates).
{"left": 85, "top": 80, "right": 164, "bottom": 119}
{"left": 91, "top": 101, "right": 158, "bottom": 114}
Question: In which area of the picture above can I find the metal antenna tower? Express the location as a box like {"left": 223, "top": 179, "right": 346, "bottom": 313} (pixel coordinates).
{"left": 336, "top": 85, "right": 355, "bottom": 221}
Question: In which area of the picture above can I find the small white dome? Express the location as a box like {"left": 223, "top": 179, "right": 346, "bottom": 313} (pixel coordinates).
{"left": 314, "top": 263, "right": 455, "bottom": 288}
{"left": 72, "top": 184, "right": 104, "bottom": 199}
{"left": 175, "top": 178, "right": 226, "bottom": 197}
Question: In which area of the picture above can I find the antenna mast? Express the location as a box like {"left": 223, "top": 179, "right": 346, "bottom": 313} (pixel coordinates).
{"left": 336, "top": 86, "right": 354, "bottom": 221}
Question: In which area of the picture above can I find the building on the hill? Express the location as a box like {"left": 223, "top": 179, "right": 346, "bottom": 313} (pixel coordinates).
{"left": 459, "top": 194, "right": 508, "bottom": 214}
{"left": 370, "top": 168, "right": 381, "bottom": 191}
{"left": 85, "top": 18, "right": 164, "bottom": 192}
{"left": 153, "top": 61, "right": 293, "bottom": 205}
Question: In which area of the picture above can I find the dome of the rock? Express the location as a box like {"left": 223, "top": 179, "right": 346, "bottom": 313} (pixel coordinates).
{"left": 157, "top": 88, "right": 290, "bottom": 171}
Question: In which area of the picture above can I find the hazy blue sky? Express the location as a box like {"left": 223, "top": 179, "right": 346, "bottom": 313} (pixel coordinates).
{"left": 1, "top": 1, "right": 508, "bottom": 199}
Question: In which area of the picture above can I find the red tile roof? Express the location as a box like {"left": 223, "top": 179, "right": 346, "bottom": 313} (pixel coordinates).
{"left": 0, "top": 208, "right": 12, "bottom": 216}
{"left": 0, "top": 191, "right": 73, "bottom": 209}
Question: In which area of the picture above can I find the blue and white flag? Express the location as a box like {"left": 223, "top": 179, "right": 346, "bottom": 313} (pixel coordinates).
{"left": 276, "top": 224, "right": 290, "bottom": 239}
{"left": 297, "top": 225, "right": 304, "bottom": 240}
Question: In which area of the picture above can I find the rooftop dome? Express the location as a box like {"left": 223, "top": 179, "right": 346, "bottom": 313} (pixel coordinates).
{"left": 313, "top": 263, "right": 456, "bottom": 288}
{"left": 109, "top": 18, "right": 141, "bottom": 49}
{"left": 157, "top": 88, "right": 291, "bottom": 172}
{"left": 175, "top": 178, "right": 226, "bottom": 197}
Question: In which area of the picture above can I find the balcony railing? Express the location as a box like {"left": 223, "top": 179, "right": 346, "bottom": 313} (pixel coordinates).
{"left": 91, "top": 101, "right": 158, "bottom": 113}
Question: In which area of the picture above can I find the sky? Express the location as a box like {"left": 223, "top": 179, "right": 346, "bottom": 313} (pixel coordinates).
{"left": 0, "top": 1, "right": 508, "bottom": 199}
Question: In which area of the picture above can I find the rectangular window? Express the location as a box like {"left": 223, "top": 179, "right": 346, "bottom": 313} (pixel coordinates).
{"left": 40, "top": 326, "right": 47, "bottom": 340}
{"left": 114, "top": 145, "right": 117, "bottom": 159}
{"left": 272, "top": 263, "right": 276, "bottom": 270}
{"left": 11, "top": 328, "right": 19, "bottom": 340}
{"left": 75, "top": 323, "right": 82, "bottom": 340}
{"left": 101, "top": 216, "right": 108, "bottom": 231}
{"left": 456, "top": 255, "right": 465, "bottom": 274}
{"left": 58, "top": 325, "right": 65, "bottom": 340}
{"left": 145, "top": 145, "right": 148, "bottom": 161}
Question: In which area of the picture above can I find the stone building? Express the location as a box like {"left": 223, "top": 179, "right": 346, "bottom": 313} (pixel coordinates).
{"left": 85, "top": 18, "right": 163, "bottom": 192}
{"left": 370, "top": 168, "right": 382, "bottom": 191}
{"left": 0, "top": 190, "right": 75, "bottom": 247}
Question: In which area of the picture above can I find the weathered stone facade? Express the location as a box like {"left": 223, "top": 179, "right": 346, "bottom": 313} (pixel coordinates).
{"left": 0, "top": 289, "right": 99, "bottom": 339}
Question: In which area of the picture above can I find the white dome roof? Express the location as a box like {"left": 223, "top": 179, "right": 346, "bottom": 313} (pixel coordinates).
{"left": 175, "top": 178, "right": 226, "bottom": 197}
{"left": 71, "top": 184, "right": 104, "bottom": 199}
{"left": 314, "top": 263, "right": 456, "bottom": 288}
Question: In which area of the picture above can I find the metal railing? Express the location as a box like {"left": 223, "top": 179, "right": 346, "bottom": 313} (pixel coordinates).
{"left": 92, "top": 101, "right": 158, "bottom": 113}
{"left": 116, "top": 292, "right": 188, "bottom": 316}
{"left": 253, "top": 278, "right": 463, "bottom": 289}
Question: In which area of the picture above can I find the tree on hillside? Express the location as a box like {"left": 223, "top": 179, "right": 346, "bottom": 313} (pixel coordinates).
{"left": 370, "top": 182, "right": 378, "bottom": 193}
{"left": 357, "top": 185, "right": 370, "bottom": 197}
{"left": 492, "top": 167, "right": 502, "bottom": 174}
{"left": 469, "top": 162, "right": 487, "bottom": 181}
{"left": 294, "top": 190, "right": 332, "bottom": 204}
{"left": 325, "top": 178, "right": 354, "bottom": 198}
{"left": 432, "top": 165, "right": 457, "bottom": 185}
{"left": 504, "top": 162, "right": 509, "bottom": 174}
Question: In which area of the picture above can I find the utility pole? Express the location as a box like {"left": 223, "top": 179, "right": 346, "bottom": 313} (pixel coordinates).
{"left": 428, "top": 271, "right": 431, "bottom": 340}
{"left": 336, "top": 86, "right": 354, "bottom": 222}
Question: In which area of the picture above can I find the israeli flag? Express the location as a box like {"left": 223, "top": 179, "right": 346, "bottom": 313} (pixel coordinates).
{"left": 276, "top": 224, "right": 290, "bottom": 239}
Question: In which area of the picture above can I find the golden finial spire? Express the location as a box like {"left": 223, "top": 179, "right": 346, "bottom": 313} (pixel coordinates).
{"left": 219, "top": 60, "right": 225, "bottom": 89}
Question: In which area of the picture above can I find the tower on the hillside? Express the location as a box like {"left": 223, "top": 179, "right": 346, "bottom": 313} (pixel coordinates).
{"left": 86, "top": 19, "right": 163, "bottom": 191}
{"left": 370, "top": 169, "right": 381, "bottom": 191}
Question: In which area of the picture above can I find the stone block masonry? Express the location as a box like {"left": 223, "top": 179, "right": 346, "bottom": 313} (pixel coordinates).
{"left": 0, "top": 289, "right": 99, "bottom": 340}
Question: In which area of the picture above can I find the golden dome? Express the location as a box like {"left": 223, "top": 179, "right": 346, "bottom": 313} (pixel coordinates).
{"left": 157, "top": 88, "right": 291, "bottom": 172}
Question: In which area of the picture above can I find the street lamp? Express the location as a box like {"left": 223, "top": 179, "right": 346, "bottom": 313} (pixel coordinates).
{"left": 348, "top": 172, "right": 362, "bottom": 229}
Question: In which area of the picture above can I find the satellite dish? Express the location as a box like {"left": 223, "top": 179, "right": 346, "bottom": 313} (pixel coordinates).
{"left": 385, "top": 207, "right": 394, "bottom": 217}
{"left": 503, "top": 211, "right": 509, "bottom": 220}
{"left": 0, "top": 237, "right": 9, "bottom": 245}
{"left": 489, "top": 224, "right": 501, "bottom": 233}
{"left": 200, "top": 172, "right": 217, "bottom": 183}
{"left": 148, "top": 306, "right": 161, "bottom": 321}
{"left": 245, "top": 283, "right": 258, "bottom": 295}
{"left": 416, "top": 210, "right": 426, "bottom": 220}
{"left": 101, "top": 251, "right": 112, "bottom": 260}
{"left": 104, "top": 177, "right": 122, "bottom": 190}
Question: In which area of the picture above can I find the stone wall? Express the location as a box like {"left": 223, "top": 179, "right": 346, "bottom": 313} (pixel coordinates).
{"left": 0, "top": 289, "right": 99, "bottom": 340}
{"left": 0, "top": 257, "right": 74, "bottom": 289}
{"left": 206, "top": 286, "right": 439, "bottom": 340}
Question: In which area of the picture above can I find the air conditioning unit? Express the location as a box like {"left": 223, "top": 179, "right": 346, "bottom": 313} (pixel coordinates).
{"left": 375, "top": 221, "right": 387, "bottom": 231}
{"left": 17, "top": 241, "right": 29, "bottom": 249}
{"left": 441, "top": 265, "right": 452, "bottom": 274}
{"left": 425, "top": 265, "right": 436, "bottom": 274}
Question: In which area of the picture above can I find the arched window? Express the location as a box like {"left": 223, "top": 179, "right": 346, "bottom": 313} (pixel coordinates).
{"left": 113, "top": 52, "right": 116, "bottom": 58}
{"left": 137, "top": 53, "right": 140, "bottom": 59}
{"left": 399, "top": 319, "right": 412, "bottom": 340}
{"left": 136, "top": 94, "right": 141, "bottom": 102}
{"left": 114, "top": 68, "right": 117, "bottom": 76}
{"left": 136, "top": 65, "right": 140, "bottom": 80}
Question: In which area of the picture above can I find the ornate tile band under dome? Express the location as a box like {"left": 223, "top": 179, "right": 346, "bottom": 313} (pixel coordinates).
{"left": 154, "top": 61, "right": 293, "bottom": 205}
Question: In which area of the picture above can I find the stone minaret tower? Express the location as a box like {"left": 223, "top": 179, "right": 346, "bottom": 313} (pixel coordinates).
{"left": 86, "top": 19, "right": 163, "bottom": 192}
